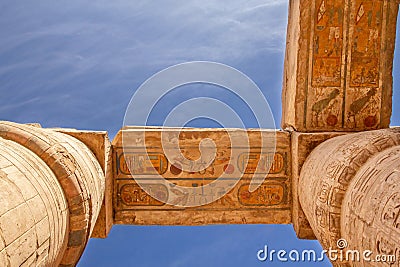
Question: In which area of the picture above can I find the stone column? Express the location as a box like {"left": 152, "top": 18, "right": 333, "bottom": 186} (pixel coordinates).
{"left": 282, "top": 0, "right": 399, "bottom": 241}
{"left": 341, "top": 145, "right": 400, "bottom": 266}
{"left": 0, "top": 122, "right": 105, "bottom": 266}
{"left": 299, "top": 128, "right": 400, "bottom": 266}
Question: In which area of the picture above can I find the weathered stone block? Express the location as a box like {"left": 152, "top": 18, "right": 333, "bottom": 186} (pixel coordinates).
{"left": 0, "top": 203, "right": 35, "bottom": 245}
{"left": 282, "top": 0, "right": 399, "bottom": 132}
{"left": 112, "top": 128, "right": 292, "bottom": 225}
{"left": 291, "top": 131, "right": 346, "bottom": 239}
{"left": 54, "top": 129, "right": 113, "bottom": 239}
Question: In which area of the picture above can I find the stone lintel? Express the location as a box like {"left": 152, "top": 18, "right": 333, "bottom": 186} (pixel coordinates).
{"left": 282, "top": 0, "right": 399, "bottom": 132}
{"left": 112, "top": 128, "right": 292, "bottom": 226}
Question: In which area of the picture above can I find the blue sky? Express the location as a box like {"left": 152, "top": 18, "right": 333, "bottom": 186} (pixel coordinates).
{"left": 0, "top": 1, "right": 399, "bottom": 266}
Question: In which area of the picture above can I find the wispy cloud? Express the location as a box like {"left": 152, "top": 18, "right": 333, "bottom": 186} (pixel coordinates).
{"left": 0, "top": 0, "right": 288, "bottom": 131}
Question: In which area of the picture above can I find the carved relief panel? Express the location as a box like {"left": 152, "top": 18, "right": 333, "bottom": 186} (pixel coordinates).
{"left": 112, "top": 128, "right": 292, "bottom": 225}
{"left": 282, "top": 0, "right": 398, "bottom": 132}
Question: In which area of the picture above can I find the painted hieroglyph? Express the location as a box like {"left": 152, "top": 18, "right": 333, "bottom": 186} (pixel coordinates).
{"left": 112, "top": 128, "right": 291, "bottom": 225}
{"left": 282, "top": 0, "right": 398, "bottom": 132}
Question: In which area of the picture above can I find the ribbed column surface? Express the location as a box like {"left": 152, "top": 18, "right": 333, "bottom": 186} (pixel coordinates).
{"left": 299, "top": 128, "right": 400, "bottom": 266}
{"left": 0, "top": 122, "right": 105, "bottom": 266}
{"left": 0, "top": 137, "right": 68, "bottom": 266}
{"left": 299, "top": 129, "right": 400, "bottom": 249}
{"left": 341, "top": 145, "right": 400, "bottom": 267}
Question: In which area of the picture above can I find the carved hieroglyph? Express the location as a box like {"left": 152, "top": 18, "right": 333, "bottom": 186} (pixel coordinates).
{"left": 291, "top": 131, "right": 345, "bottom": 239}
{"left": 299, "top": 128, "right": 400, "bottom": 265}
{"left": 282, "top": 0, "right": 399, "bottom": 131}
{"left": 112, "top": 128, "right": 292, "bottom": 225}
{"left": 342, "top": 145, "right": 400, "bottom": 267}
